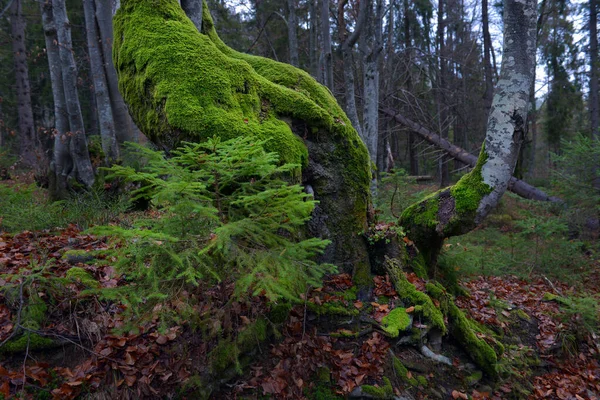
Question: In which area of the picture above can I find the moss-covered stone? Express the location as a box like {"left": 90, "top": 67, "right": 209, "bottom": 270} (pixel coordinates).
{"left": 381, "top": 308, "right": 412, "bottom": 338}
{"left": 209, "top": 318, "right": 268, "bottom": 374}
{"left": 269, "top": 302, "right": 292, "bottom": 324}
{"left": 114, "top": 0, "right": 372, "bottom": 272}
{"left": 391, "top": 355, "right": 418, "bottom": 386}
{"left": 361, "top": 377, "right": 394, "bottom": 398}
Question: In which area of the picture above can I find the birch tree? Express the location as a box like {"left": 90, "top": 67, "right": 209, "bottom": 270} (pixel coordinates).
{"left": 401, "top": 0, "right": 538, "bottom": 265}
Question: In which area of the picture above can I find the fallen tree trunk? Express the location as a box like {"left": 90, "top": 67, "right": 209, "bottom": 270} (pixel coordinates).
{"left": 380, "top": 108, "right": 562, "bottom": 204}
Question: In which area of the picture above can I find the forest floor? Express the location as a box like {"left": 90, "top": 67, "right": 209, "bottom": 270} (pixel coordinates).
{"left": 0, "top": 176, "right": 599, "bottom": 399}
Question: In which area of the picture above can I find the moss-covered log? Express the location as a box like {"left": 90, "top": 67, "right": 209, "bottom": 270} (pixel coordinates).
{"left": 113, "top": 0, "right": 372, "bottom": 272}
{"left": 400, "top": 0, "right": 537, "bottom": 264}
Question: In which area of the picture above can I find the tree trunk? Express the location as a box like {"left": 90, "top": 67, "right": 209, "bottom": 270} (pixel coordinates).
{"left": 338, "top": 0, "right": 367, "bottom": 138}
{"left": 181, "top": 0, "right": 202, "bottom": 32}
{"left": 320, "top": 0, "right": 334, "bottom": 92}
{"left": 590, "top": 0, "right": 599, "bottom": 141}
{"left": 436, "top": 0, "right": 450, "bottom": 187}
{"left": 398, "top": 0, "right": 538, "bottom": 263}
{"left": 286, "top": 0, "right": 299, "bottom": 66}
{"left": 41, "top": 0, "right": 72, "bottom": 198}
{"left": 54, "top": 0, "right": 95, "bottom": 188}
{"left": 403, "top": 0, "right": 419, "bottom": 176}
{"left": 482, "top": 0, "right": 494, "bottom": 115}
{"left": 360, "top": 0, "right": 382, "bottom": 172}
{"left": 10, "top": 0, "right": 37, "bottom": 168}
{"left": 83, "top": 0, "right": 120, "bottom": 164}
{"left": 95, "top": 0, "right": 140, "bottom": 143}
{"left": 309, "top": 0, "right": 318, "bottom": 78}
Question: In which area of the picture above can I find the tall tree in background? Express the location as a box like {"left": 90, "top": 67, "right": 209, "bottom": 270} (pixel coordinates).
{"left": 10, "top": 0, "right": 37, "bottom": 168}
{"left": 338, "top": 0, "right": 367, "bottom": 137}
{"left": 42, "top": 0, "right": 94, "bottom": 195}
{"left": 286, "top": 0, "right": 299, "bottom": 66}
{"left": 320, "top": 0, "right": 333, "bottom": 91}
{"left": 83, "top": 0, "right": 119, "bottom": 164}
{"left": 590, "top": 0, "right": 599, "bottom": 142}
{"left": 482, "top": 0, "right": 494, "bottom": 115}
{"left": 181, "top": 0, "right": 203, "bottom": 32}
{"left": 436, "top": 0, "right": 450, "bottom": 187}
{"left": 402, "top": 0, "right": 538, "bottom": 264}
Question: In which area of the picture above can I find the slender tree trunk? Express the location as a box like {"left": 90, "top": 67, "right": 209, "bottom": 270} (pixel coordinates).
{"left": 309, "top": 0, "right": 318, "bottom": 77}
{"left": 399, "top": 0, "right": 537, "bottom": 264}
{"left": 95, "top": 0, "right": 140, "bottom": 143}
{"left": 286, "top": 0, "right": 299, "bottom": 66}
{"left": 41, "top": 0, "right": 72, "bottom": 197}
{"left": 54, "top": 0, "right": 95, "bottom": 187}
{"left": 10, "top": 0, "right": 37, "bottom": 168}
{"left": 338, "top": 0, "right": 367, "bottom": 138}
{"left": 404, "top": 0, "right": 419, "bottom": 175}
{"left": 321, "top": 0, "right": 333, "bottom": 92}
{"left": 181, "top": 0, "right": 202, "bottom": 32}
{"left": 361, "top": 0, "right": 382, "bottom": 171}
{"left": 482, "top": 0, "right": 494, "bottom": 115}
{"left": 84, "top": 0, "right": 119, "bottom": 164}
{"left": 436, "top": 0, "right": 450, "bottom": 187}
{"left": 590, "top": 0, "right": 599, "bottom": 141}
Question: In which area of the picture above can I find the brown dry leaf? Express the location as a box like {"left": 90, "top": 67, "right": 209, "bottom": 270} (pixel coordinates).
{"left": 156, "top": 335, "right": 168, "bottom": 345}
{"left": 405, "top": 306, "right": 415, "bottom": 313}
{"left": 451, "top": 390, "right": 468, "bottom": 399}
{"left": 124, "top": 374, "right": 137, "bottom": 387}
{"left": 354, "top": 300, "right": 363, "bottom": 309}
{"left": 0, "top": 381, "right": 9, "bottom": 397}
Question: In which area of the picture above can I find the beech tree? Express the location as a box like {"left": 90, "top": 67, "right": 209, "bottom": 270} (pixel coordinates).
{"left": 401, "top": 0, "right": 538, "bottom": 265}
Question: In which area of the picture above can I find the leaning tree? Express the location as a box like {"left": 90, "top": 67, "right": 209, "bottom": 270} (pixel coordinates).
{"left": 113, "top": 0, "right": 536, "bottom": 379}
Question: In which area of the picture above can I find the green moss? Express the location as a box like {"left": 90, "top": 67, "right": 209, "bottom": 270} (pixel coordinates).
{"left": 352, "top": 260, "right": 373, "bottom": 289}
{"left": 316, "top": 366, "right": 331, "bottom": 383}
{"left": 66, "top": 267, "right": 101, "bottom": 289}
{"left": 0, "top": 332, "right": 56, "bottom": 354}
{"left": 416, "top": 375, "right": 428, "bottom": 386}
{"left": 308, "top": 302, "right": 359, "bottom": 317}
{"left": 410, "top": 252, "right": 429, "bottom": 279}
{"left": 209, "top": 318, "right": 268, "bottom": 374}
{"left": 306, "top": 382, "right": 343, "bottom": 400}
{"left": 334, "top": 286, "right": 358, "bottom": 302}
{"left": 465, "top": 370, "right": 483, "bottom": 386}
{"left": 427, "top": 283, "right": 499, "bottom": 378}
{"left": 392, "top": 355, "right": 418, "bottom": 386}
{"left": 21, "top": 293, "right": 47, "bottom": 331}
{"left": 361, "top": 377, "right": 394, "bottom": 398}
{"left": 450, "top": 146, "right": 491, "bottom": 215}
{"left": 384, "top": 258, "right": 446, "bottom": 334}
{"left": 269, "top": 302, "right": 292, "bottom": 324}
{"left": 382, "top": 308, "right": 412, "bottom": 338}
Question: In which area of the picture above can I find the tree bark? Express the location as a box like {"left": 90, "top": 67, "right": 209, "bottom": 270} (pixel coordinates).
{"left": 83, "top": 0, "right": 119, "bottom": 164}
{"left": 590, "top": 0, "right": 599, "bottom": 142}
{"left": 338, "top": 0, "right": 367, "bottom": 138}
{"left": 95, "top": 0, "right": 140, "bottom": 143}
{"left": 181, "top": 0, "right": 202, "bottom": 32}
{"left": 403, "top": 0, "right": 419, "bottom": 176}
{"left": 309, "top": 0, "right": 318, "bottom": 78}
{"left": 482, "top": 0, "right": 494, "bottom": 115}
{"left": 320, "top": 0, "right": 334, "bottom": 92}
{"left": 396, "top": 0, "right": 538, "bottom": 262}
{"left": 10, "top": 0, "right": 37, "bottom": 168}
{"left": 53, "top": 0, "right": 95, "bottom": 188}
{"left": 41, "top": 0, "right": 72, "bottom": 197}
{"left": 360, "top": 0, "right": 382, "bottom": 170}
{"left": 286, "top": 0, "right": 299, "bottom": 66}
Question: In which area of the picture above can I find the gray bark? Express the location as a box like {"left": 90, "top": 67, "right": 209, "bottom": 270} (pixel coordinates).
{"left": 476, "top": 0, "right": 537, "bottom": 223}
{"left": 84, "top": 0, "right": 119, "bottom": 164}
{"left": 360, "top": 0, "right": 382, "bottom": 169}
{"left": 309, "top": 0, "right": 318, "bottom": 77}
{"left": 54, "top": 0, "right": 95, "bottom": 187}
{"left": 41, "top": 0, "right": 72, "bottom": 197}
{"left": 338, "top": 0, "right": 368, "bottom": 138}
{"left": 436, "top": 0, "right": 450, "bottom": 187}
{"left": 181, "top": 0, "right": 202, "bottom": 32}
{"left": 320, "top": 0, "right": 333, "bottom": 92}
{"left": 590, "top": 0, "right": 599, "bottom": 141}
{"left": 482, "top": 0, "right": 494, "bottom": 115}
{"left": 96, "top": 0, "right": 139, "bottom": 143}
{"left": 286, "top": 0, "right": 299, "bottom": 66}
{"left": 10, "top": 0, "right": 37, "bottom": 167}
